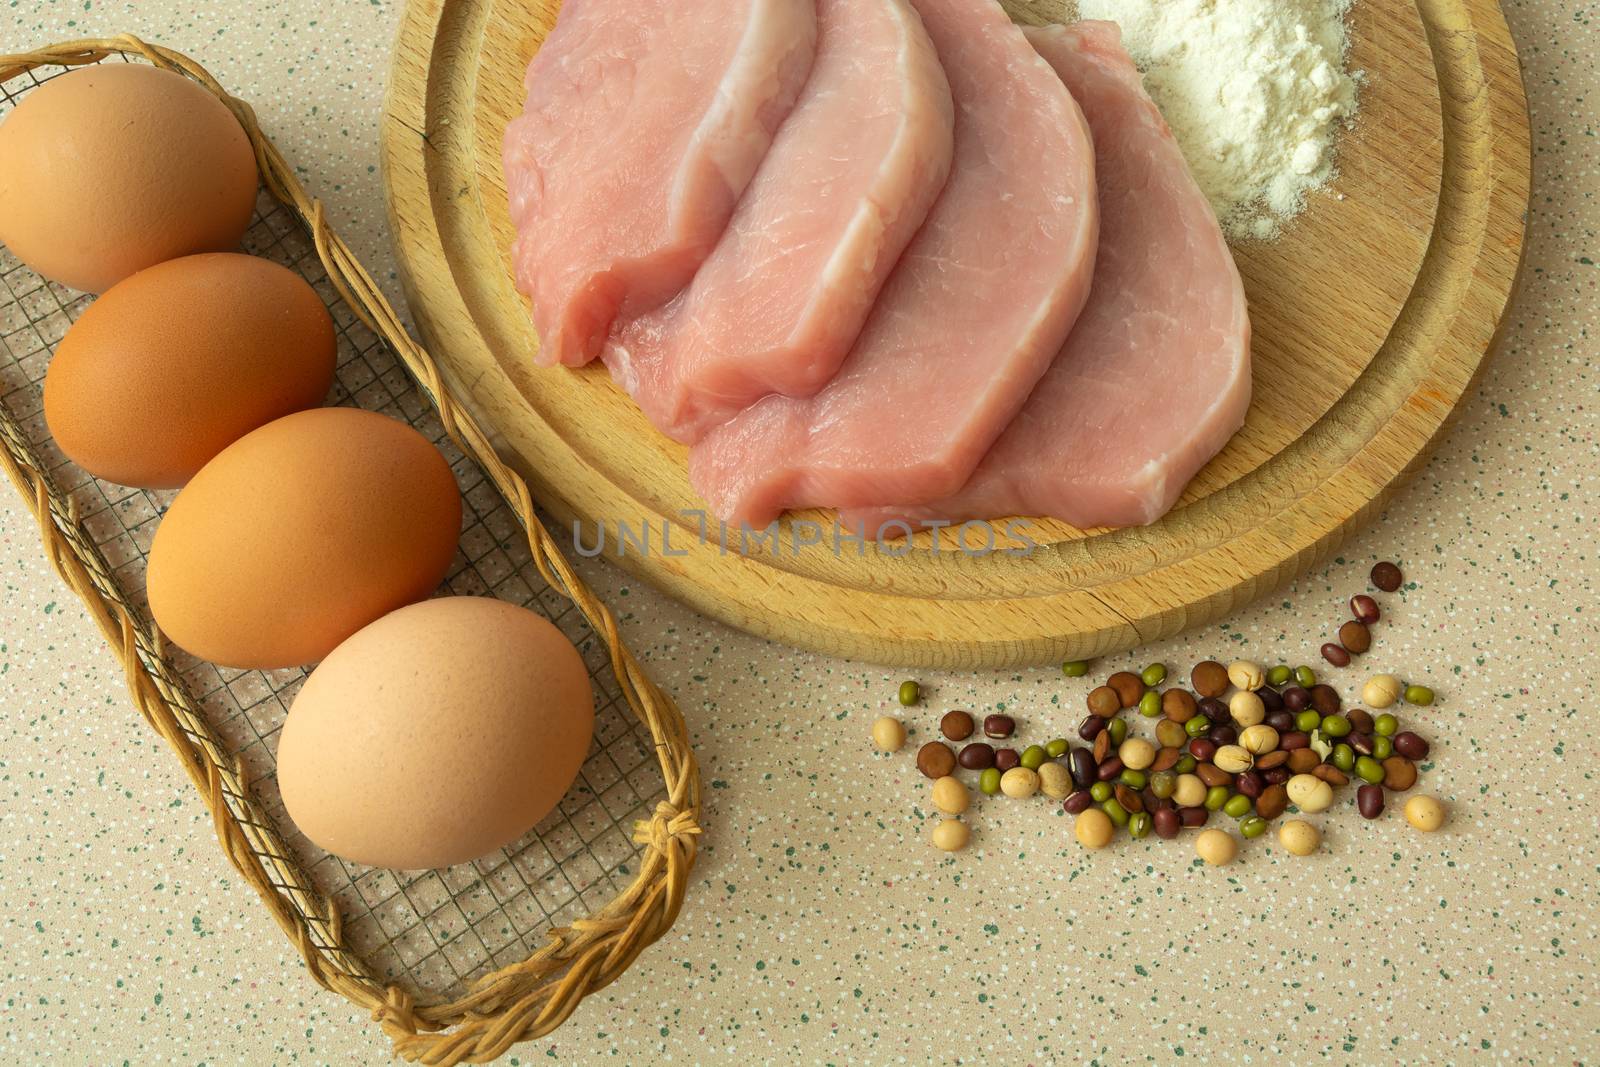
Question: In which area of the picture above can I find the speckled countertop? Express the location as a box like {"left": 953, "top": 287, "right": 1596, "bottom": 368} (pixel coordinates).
{"left": 1, "top": 2, "right": 1596, "bottom": 1064}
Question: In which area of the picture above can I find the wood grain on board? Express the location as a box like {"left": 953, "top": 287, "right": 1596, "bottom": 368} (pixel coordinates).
{"left": 380, "top": 0, "right": 1530, "bottom": 667}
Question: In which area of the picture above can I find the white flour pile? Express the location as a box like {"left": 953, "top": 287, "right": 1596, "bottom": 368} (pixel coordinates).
{"left": 1072, "top": 0, "right": 1360, "bottom": 239}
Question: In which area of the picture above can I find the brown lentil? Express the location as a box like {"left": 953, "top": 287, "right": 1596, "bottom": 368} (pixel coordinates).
{"left": 1287, "top": 748, "right": 1321, "bottom": 773}
{"left": 1371, "top": 560, "right": 1403, "bottom": 592}
{"left": 1357, "top": 783, "right": 1386, "bottom": 819}
{"left": 957, "top": 742, "right": 995, "bottom": 770}
{"left": 984, "top": 714, "right": 1016, "bottom": 739}
{"left": 1255, "top": 783, "right": 1290, "bottom": 820}
{"left": 1347, "top": 708, "right": 1375, "bottom": 734}
{"left": 1196, "top": 763, "right": 1232, "bottom": 787}
{"left": 1115, "top": 784, "right": 1145, "bottom": 813}
{"left": 1070, "top": 748, "right": 1097, "bottom": 790}
{"left": 1163, "top": 688, "right": 1199, "bottom": 722}
{"left": 1280, "top": 731, "right": 1310, "bottom": 751}
{"left": 1256, "top": 750, "right": 1289, "bottom": 770}
{"left": 1339, "top": 620, "right": 1372, "bottom": 654}
{"left": 1321, "top": 642, "right": 1351, "bottom": 667}
{"left": 1310, "top": 684, "right": 1342, "bottom": 715}
{"left": 1382, "top": 755, "right": 1418, "bottom": 791}
{"left": 1350, "top": 594, "right": 1381, "bottom": 624}
{"left": 1191, "top": 660, "right": 1229, "bottom": 698}
{"left": 917, "top": 741, "right": 956, "bottom": 779}
{"left": 1312, "top": 764, "right": 1349, "bottom": 787}
{"left": 1393, "top": 731, "right": 1430, "bottom": 760}
{"left": 1092, "top": 730, "right": 1111, "bottom": 762}
{"left": 1087, "top": 686, "right": 1121, "bottom": 717}
{"left": 1108, "top": 671, "right": 1146, "bottom": 708}
{"left": 940, "top": 710, "right": 975, "bottom": 742}
{"left": 1151, "top": 747, "right": 1182, "bottom": 772}
{"left": 994, "top": 747, "right": 1020, "bottom": 772}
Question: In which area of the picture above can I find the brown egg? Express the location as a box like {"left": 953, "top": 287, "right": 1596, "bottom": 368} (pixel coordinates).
{"left": 0, "top": 64, "right": 257, "bottom": 293}
{"left": 277, "top": 596, "right": 595, "bottom": 870}
{"left": 44, "top": 253, "right": 335, "bottom": 488}
{"left": 147, "top": 408, "right": 461, "bottom": 668}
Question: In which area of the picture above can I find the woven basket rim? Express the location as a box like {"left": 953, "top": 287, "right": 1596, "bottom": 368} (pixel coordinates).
{"left": 0, "top": 34, "right": 702, "bottom": 1065}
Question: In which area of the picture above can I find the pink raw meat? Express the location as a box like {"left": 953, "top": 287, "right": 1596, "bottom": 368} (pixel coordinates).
{"left": 503, "top": 0, "right": 818, "bottom": 367}
{"left": 846, "top": 22, "right": 1251, "bottom": 535}
{"left": 606, "top": 0, "right": 955, "bottom": 444}
{"left": 689, "top": 0, "right": 1098, "bottom": 527}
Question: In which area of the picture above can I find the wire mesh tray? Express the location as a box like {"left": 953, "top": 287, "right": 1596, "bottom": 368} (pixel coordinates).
{"left": 0, "top": 36, "right": 701, "bottom": 1065}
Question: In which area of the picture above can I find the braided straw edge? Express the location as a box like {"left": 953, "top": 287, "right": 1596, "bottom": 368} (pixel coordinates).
{"left": 0, "top": 34, "right": 702, "bottom": 1065}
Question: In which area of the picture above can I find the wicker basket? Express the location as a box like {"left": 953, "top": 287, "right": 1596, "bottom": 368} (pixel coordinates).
{"left": 0, "top": 35, "right": 701, "bottom": 1065}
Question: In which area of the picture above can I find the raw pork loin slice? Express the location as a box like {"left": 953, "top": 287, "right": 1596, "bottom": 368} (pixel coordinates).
{"left": 503, "top": 0, "right": 818, "bottom": 367}
{"left": 689, "top": 0, "right": 1098, "bottom": 527}
{"left": 607, "top": 0, "right": 955, "bottom": 443}
{"left": 846, "top": 22, "right": 1251, "bottom": 535}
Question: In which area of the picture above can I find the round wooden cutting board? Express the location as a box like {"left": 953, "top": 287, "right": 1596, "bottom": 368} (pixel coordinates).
{"left": 381, "top": 0, "right": 1529, "bottom": 668}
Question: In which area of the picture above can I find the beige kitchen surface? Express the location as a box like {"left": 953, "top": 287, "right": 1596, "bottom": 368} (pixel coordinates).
{"left": 1, "top": 1, "right": 1595, "bottom": 1064}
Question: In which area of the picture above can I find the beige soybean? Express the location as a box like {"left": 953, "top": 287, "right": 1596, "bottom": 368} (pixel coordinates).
{"left": 1075, "top": 808, "right": 1114, "bottom": 849}
{"left": 1228, "top": 690, "right": 1266, "bottom": 728}
{"left": 1287, "top": 773, "right": 1334, "bottom": 813}
{"left": 1362, "top": 674, "right": 1403, "bottom": 709}
{"left": 932, "top": 775, "right": 969, "bottom": 814}
{"left": 1239, "top": 724, "right": 1280, "bottom": 755}
{"left": 1172, "top": 773, "right": 1207, "bottom": 808}
{"left": 871, "top": 716, "right": 906, "bottom": 752}
{"left": 1118, "top": 737, "right": 1156, "bottom": 771}
{"left": 931, "top": 818, "right": 970, "bottom": 852}
{"left": 1405, "top": 794, "right": 1446, "bottom": 832}
{"left": 1213, "top": 744, "right": 1254, "bottom": 774}
{"left": 1000, "top": 766, "right": 1040, "bottom": 798}
{"left": 1227, "top": 660, "right": 1266, "bottom": 691}
{"left": 1038, "top": 761, "right": 1072, "bottom": 799}
{"left": 1278, "top": 819, "right": 1322, "bottom": 856}
{"left": 1196, "top": 828, "right": 1238, "bottom": 866}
